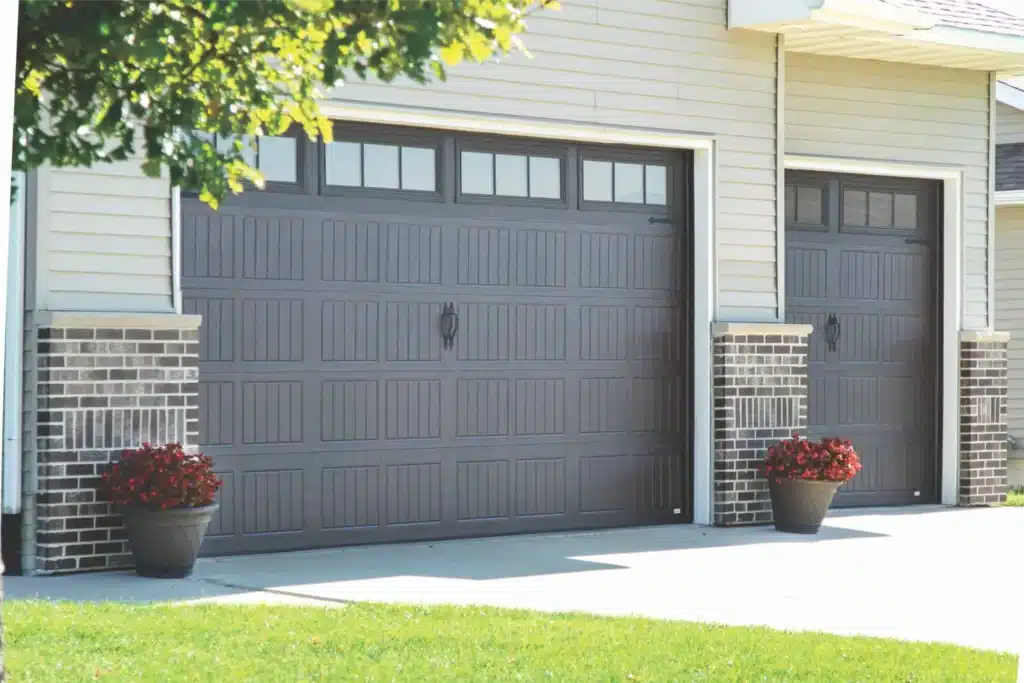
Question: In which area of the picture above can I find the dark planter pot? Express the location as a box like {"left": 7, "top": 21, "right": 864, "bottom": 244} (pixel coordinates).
{"left": 120, "top": 504, "right": 218, "bottom": 578}
{"left": 768, "top": 479, "right": 841, "bottom": 534}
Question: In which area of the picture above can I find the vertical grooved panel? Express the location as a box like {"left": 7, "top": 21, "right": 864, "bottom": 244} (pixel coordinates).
{"left": 322, "top": 466, "right": 380, "bottom": 529}
{"left": 515, "top": 379, "right": 565, "bottom": 436}
{"left": 242, "top": 299, "right": 303, "bottom": 361}
{"left": 322, "top": 221, "right": 380, "bottom": 282}
{"left": 838, "top": 313, "right": 880, "bottom": 362}
{"left": 242, "top": 382, "right": 302, "bottom": 444}
{"left": 580, "top": 378, "right": 627, "bottom": 433}
{"left": 633, "top": 234, "right": 677, "bottom": 290}
{"left": 386, "top": 302, "right": 442, "bottom": 361}
{"left": 631, "top": 377, "right": 680, "bottom": 433}
{"left": 386, "top": 463, "right": 441, "bottom": 524}
{"left": 457, "top": 461, "right": 510, "bottom": 520}
{"left": 634, "top": 306, "right": 679, "bottom": 361}
{"left": 183, "top": 213, "right": 234, "bottom": 278}
{"left": 515, "top": 229, "right": 565, "bottom": 287}
{"left": 385, "top": 380, "right": 441, "bottom": 439}
{"left": 514, "top": 459, "right": 565, "bottom": 516}
{"left": 323, "top": 301, "right": 379, "bottom": 361}
{"left": 242, "top": 217, "right": 304, "bottom": 280}
{"left": 206, "top": 472, "right": 235, "bottom": 536}
{"left": 515, "top": 305, "right": 566, "bottom": 360}
{"left": 839, "top": 250, "right": 880, "bottom": 300}
{"left": 457, "top": 303, "right": 510, "bottom": 361}
{"left": 322, "top": 381, "right": 379, "bottom": 441}
{"left": 199, "top": 381, "right": 234, "bottom": 446}
{"left": 185, "top": 298, "right": 233, "bottom": 362}
{"left": 580, "top": 232, "right": 628, "bottom": 288}
{"left": 457, "top": 379, "right": 510, "bottom": 437}
{"left": 579, "top": 455, "right": 628, "bottom": 512}
{"left": 786, "top": 247, "right": 827, "bottom": 299}
{"left": 386, "top": 222, "right": 442, "bottom": 284}
{"left": 580, "top": 306, "right": 628, "bottom": 361}
{"left": 458, "top": 226, "right": 510, "bottom": 285}
{"left": 242, "top": 470, "right": 303, "bottom": 534}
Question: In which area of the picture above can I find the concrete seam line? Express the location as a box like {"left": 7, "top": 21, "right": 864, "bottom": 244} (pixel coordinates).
{"left": 200, "top": 578, "right": 354, "bottom": 606}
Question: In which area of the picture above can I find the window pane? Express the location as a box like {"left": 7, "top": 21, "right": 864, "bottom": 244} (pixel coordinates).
{"left": 325, "top": 141, "right": 362, "bottom": 187}
{"left": 400, "top": 146, "right": 436, "bottom": 192}
{"left": 217, "top": 135, "right": 256, "bottom": 167}
{"left": 796, "top": 186, "right": 823, "bottom": 225}
{"left": 843, "top": 189, "right": 867, "bottom": 226}
{"left": 529, "top": 156, "right": 561, "bottom": 199}
{"left": 363, "top": 143, "right": 400, "bottom": 189}
{"left": 495, "top": 154, "right": 528, "bottom": 197}
{"left": 645, "top": 165, "right": 667, "bottom": 205}
{"left": 461, "top": 151, "right": 494, "bottom": 195}
{"left": 868, "top": 191, "right": 893, "bottom": 228}
{"left": 784, "top": 185, "right": 796, "bottom": 225}
{"left": 258, "top": 136, "right": 298, "bottom": 183}
{"left": 583, "top": 160, "right": 612, "bottom": 202}
{"left": 894, "top": 193, "right": 917, "bottom": 230}
{"left": 614, "top": 162, "right": 644, "bottom": 204}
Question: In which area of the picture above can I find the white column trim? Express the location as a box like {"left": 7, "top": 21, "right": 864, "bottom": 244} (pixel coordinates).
{"left": 784, "top": 154, "right": 963, "bottom": 506}
{"left": 318, "top": 101, "right": 720, "bottom": 524}
{"left": 171, "top": 185, "right": 183, "bottom": 314}
{"left": 775, "top": 34, "right": 787, "bottom": 323}
{"left": 988, "top": 72, "right": 997, "bottom": 331}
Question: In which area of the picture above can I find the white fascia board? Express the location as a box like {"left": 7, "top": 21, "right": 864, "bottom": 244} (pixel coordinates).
{"left": 911, "top": 25, "right": 1024, "bottom": 57}
{"left": 729, "top": 0, "right": 933, "bottom": 32}
{"left": 997, "top": 81, "right": 1024, "bottom": 112}
{"left": 996, "top": 190, "right": 1024, "bottom": 206}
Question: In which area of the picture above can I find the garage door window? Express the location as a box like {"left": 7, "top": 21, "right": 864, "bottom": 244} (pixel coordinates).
{"left": 459, "top": 150, "right": 562, "bottom": 200}
{"left": 325, "top": 140, "right": 438, "bottom": 193}
{"left": 198, "top": 133, "right": 301, "bottom": 187}
{"left": 582, "top": 159, "right": 667, "bottom": 206}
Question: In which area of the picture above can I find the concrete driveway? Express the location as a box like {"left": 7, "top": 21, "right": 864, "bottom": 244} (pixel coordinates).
{"left": 8, "top": 506, "right": 1024, "bottom": 656}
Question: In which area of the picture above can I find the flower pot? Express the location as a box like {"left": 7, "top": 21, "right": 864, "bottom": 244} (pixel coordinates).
{"left": 768, "top": 479, "right": 841, "bottom": 534}
{"left": 120, "top": 504, "right": 218, "bottom": 578}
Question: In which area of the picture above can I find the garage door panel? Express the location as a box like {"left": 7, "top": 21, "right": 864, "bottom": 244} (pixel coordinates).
{"left": 786, "top": 171, "right": 937, "bottom": 508}
{"left": 186, "top": 130, "right": 692, "bottom": 555}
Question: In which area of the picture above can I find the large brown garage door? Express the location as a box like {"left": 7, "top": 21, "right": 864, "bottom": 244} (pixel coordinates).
{"left": 182, "top": 124, "right": 693, "bottom": 555}
{"left": 785, "top": 171, "right": 939, "bottom": 506}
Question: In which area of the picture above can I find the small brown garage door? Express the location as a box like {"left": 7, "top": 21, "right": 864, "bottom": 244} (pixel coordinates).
{"left": 785, "top": 171, "right": 939, "bottom": 506}
{"left": 182, "top": 124, "right": 693, "bottom": 555}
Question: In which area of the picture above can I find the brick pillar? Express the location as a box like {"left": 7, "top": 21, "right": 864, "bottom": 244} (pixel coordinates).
{"left": 712, "top": 323, "right": 812, "bottom": 526}
{"left": 959, "top": 331, "right": 1010, "bottom": 506}
{"left": 32, "top": 313, "right": 201, "bottom": 573}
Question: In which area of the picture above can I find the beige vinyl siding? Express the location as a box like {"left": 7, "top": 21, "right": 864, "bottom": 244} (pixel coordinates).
{"left": 36, "top": 157, "right": 173, "bottom": 312}
{"left": 996, "top": 206, "right": 1024, "bottom": 438}
{"left": 997, "top": 102, "right": 1024, "bottom": 145}
{"left": 786, "top": 53, "right": 991, "bottom": 330}
{"left": 326, "top": 0, "right": 780, "bottom": 320}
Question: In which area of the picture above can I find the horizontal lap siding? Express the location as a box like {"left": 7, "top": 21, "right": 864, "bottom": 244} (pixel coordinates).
{"left": 785, "top": 53, "right": 991, "bottom": 330}
{"left": 41, "top": 157, "right": 173, "bottom": 312}
{"left": 997, "top": 102, "right": 1024, "bottom": 145}
{"left": 326, "top": 0, "right": 780, "bottom": 321}
{"left": 995, "top": 207, "right": 1024, "bottom": 438}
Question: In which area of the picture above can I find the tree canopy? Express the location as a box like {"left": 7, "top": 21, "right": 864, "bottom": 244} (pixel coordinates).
{"left": 15, "top": 0, "right": 557, "bottom": 206}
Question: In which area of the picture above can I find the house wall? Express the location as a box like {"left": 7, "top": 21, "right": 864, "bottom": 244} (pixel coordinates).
{"left": 997, "top": 102, "right": 1024, "bottom": 145}
{"left": 325, "top": 0, "right": 781, "bottom": 321}
{"left": 785, "top": 53, "right": 992, "bottom": 330}
{"left": 995, "top": 205, "right": 1024, "bottom": 486}
{"left": 30, "top": 158, "right": 173, "bottom": 314}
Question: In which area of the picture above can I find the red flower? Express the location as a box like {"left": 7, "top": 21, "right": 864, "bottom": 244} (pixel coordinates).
{"left": 760, "top": 435, "right": 861, "bottom": 483}
{"left": 97, "top": 442, "right": 222, "bottom": 510}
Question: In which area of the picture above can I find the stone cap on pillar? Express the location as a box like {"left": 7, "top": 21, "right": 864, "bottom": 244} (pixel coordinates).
{"left": 960, "top": 330, "right": 1010, "bottom": 343}
{"left": 712, "top": 322, "right": 814, "bottom": 338}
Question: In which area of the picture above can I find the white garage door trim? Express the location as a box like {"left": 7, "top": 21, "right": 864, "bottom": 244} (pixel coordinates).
{"left": 785, "top": 154, "right": 965, "bottom": 507}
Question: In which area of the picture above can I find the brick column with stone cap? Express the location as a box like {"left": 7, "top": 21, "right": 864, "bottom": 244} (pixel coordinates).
{"left": 712, "top": 322, "right": 813, "bottom": 526}
{"left": 959, "top": 330, "right": 1010, "bottom": 506}
{"left": 30, "top": 312, "right": 201, "bottom": 574}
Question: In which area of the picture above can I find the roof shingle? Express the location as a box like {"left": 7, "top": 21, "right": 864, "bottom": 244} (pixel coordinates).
{"left": 996, "top": 143, "right": 1024, "bottom": 192}
{"left": 880, "top": 0, "right": 1024, "bottom": 36}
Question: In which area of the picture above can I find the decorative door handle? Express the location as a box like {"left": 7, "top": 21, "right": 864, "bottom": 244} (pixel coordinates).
{"left": 825, "top": 313, "right": 840, "bottom": 352}
{"left": 439, "top": 302, "right": 459, "bottom": 350}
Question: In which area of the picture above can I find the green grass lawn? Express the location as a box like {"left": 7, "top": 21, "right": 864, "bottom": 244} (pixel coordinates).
{"left": 4, "top": 601, "right": 1016, "bottom": 682}
{"left": 1005, "top": 487, "right": 1024, "bottom": 507}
